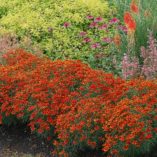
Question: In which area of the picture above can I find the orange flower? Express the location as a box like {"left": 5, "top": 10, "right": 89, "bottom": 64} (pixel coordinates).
{"left": 130, "top": 0, "right": 139, "bottom": 13}
{"left": 128, "top": 19, "right": 136, "bottom": 31}
{"left": 113, "top": 34, "right": 121, "bottom": 46}
{"left": 124, "top": 12, "right": 136, "bottom": 31}
{"left": 124, "top": 12, "right": 132, "bottom": 24}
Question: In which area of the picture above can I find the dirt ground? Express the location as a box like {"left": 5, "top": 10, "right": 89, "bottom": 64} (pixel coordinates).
{"left": 0, "top": 124, "right": 53, "bottom": 157}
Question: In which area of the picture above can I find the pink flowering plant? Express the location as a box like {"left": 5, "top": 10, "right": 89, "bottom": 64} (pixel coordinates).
{"left": 121, "top": 32, "right": 157, "bottom": 80}
{"left": 62, "top": 15, "right": 127, "bottom": 72}
{"left": 109, "top": 0, "right": 157, "bottom": 77}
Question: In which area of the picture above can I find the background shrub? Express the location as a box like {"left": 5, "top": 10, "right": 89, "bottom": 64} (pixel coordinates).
{"left": 0, "top": 49, "right": 126, "bottom": 156}
{"left": 0, "top": 0, "right": 115, "bottom": 64}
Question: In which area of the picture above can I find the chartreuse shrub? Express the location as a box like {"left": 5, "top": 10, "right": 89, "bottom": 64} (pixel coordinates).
{"left": 1, "top": 49, "right": 157, "bottom": 157}
{"left": 0, "top": 0, "right": 118, "bottom": 70}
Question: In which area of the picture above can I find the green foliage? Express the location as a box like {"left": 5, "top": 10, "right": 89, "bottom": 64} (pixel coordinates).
{"left": 109, "top": 0, "right": 157, "bottom": 55}
{"left": 0, "top": 6, "right": 7, "bottom": 18}
{"left": 0, "top": 0, "right": 114, "bottom": 66}
{"left": 107, "top": 0, "right": 157, "bottom": 77}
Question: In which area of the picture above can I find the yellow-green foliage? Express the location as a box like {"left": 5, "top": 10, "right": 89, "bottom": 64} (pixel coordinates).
{"left": 0, "top": 0, "right": 113, "bottom": 61}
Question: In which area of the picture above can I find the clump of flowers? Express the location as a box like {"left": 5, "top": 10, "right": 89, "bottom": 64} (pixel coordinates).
{"left": 122, "top": 32, "right": 157, "bottom": 80}
{"left": 1, "top": 49, "right": 157, "bottom": 157}
{"left": 122, "top": 53, "right": 139, "bottom": 79}
{"left": 123, "top": 0, "right": 139, "bottom": 33}
{"left": 124, "top": 11, "right": 136, "bottom": 32}
{"left": 141, "top": 32, "right": 157, "bottom": 79}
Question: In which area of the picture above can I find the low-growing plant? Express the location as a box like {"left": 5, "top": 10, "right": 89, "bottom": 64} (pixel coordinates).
{"left": 1, "top": 50, "right": 157, "bottom": 157}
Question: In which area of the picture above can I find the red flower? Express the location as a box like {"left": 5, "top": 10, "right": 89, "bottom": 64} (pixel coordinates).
{"left": 124, "top": 12, "right": 136, "bottom": 31}
{"left": 124, "top": 12, "right": 132, "bottom": 24}
{"left": 63, "top": 22, "right": 71, "bottom": 28}
{"left": 130, "top": 0, "right": 139, "bottom": 13}
{"left": 94, "top": 17, "right": 103, "bottom": 23}
{"left": 86, "top": 15, "right": 94, "bottom": 20}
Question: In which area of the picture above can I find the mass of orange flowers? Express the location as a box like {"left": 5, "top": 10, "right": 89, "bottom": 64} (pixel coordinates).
{"left": 1, "top": 49, "right": 157, "bottom": 157}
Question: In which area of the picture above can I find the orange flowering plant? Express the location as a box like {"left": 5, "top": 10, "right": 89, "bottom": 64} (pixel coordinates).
{"left": 0, "top": 50, "right": 123, "bottom": 152}
{"left": 102, "top": 78, "right": 157, "bottom": 156}
{"left": 1, "top": 49, "right": 157, "bottom": 157}
{"left": 124, "top": 11, "right": 136, "bottom": 32}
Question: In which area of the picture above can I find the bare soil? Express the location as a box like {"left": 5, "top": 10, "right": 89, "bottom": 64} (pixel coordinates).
{"left": 0, "top": 124, "right": 53, "bottom": 157}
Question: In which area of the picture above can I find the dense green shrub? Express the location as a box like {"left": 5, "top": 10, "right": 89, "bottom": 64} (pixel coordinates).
{"left": 0, "top": 0, "right": 115, "bottom": 64}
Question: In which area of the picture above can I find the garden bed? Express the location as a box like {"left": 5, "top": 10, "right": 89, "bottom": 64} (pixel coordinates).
{"left": 1, "top": 0, "right": 157, "bottom": 157}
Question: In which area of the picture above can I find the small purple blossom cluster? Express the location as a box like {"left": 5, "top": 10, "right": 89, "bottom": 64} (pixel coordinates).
{"left": 102, "top": 37, "right": 112, "bottom": 43}
{"left": 63, "top": 15, "right": 126, "bottom": 57}
{"left": 91, "top": 42, "right": 101, "bottom": 49}
{"left": 76, "top": 15, "right": 125, "bottom": 51}
{"left": 87, "top": 15, "right": 120, "bottom": 30}
{"left": 63, "top": 22, "right": 71, "bottom": 28}
{"left": 117, "top": 25, "right": 128, "bottom": 33}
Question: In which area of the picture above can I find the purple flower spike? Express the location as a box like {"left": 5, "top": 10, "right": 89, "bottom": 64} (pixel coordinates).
{"left": 89, "top": 22, "right": 98, "bottom": 28}
{"left": 83, "top": 37, "right": 92, "bottom": 43}
{"left": 102, "top": 37, "right": 112, "bottom": 43}
{"left": 94, "top": 17, "right": 103, "bottom": 23}
{"left": 91, "top": 43, "right": 101, "bottom": 49}
{"left": 86, "top": 15, "right": 94, "bottom": 20}
{"left": 109, "top": 17, "right": 120, "bottom": 24}
{"left": 79, "top": 31, "right": 87, "bottom": 37}
{"left": 63, "top": 22, "right": 71, "bottom": 28}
